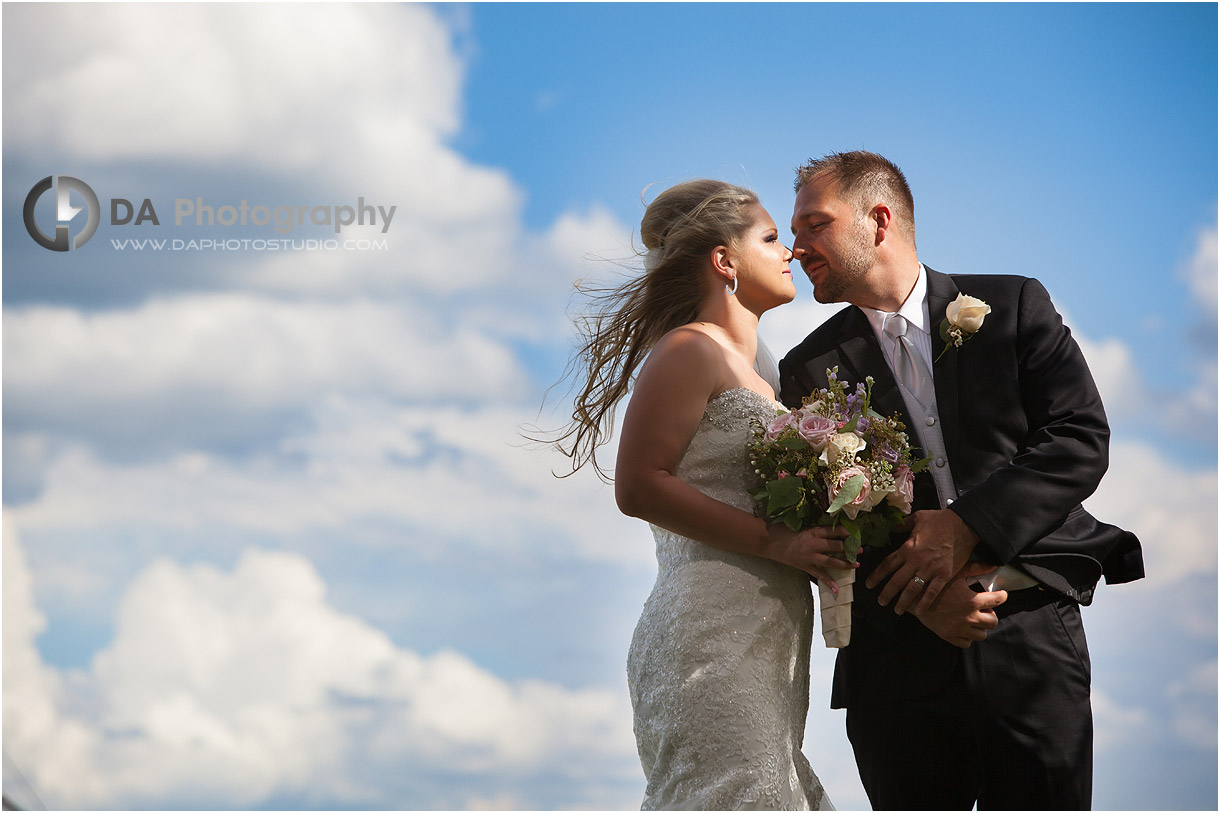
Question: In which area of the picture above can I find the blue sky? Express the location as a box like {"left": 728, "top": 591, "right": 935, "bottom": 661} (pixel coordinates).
{"left": 2, "top": 3, "right": 1215, "bottom": 810}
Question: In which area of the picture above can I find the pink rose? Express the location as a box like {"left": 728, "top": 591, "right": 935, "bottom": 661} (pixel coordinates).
{"left": 886, "top": 464, "right": 915, "bottom": 514}
{"left": 764, "top": 411, "right": 800, "bottom": 441}
{"left": 829, "top": 465, "right": 871, "bottom": 519}
{"left": 797, "top": 412, "right": 837, "bottom": 452}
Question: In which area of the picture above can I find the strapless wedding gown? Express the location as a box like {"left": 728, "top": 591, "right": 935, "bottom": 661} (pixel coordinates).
{"left": 627, "top": 388, "right": 832, "bottom": 810}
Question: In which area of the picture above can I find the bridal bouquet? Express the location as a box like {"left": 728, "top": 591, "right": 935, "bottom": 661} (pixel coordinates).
{"left": 748, "top": 368, "right": 928, "bottom": 647}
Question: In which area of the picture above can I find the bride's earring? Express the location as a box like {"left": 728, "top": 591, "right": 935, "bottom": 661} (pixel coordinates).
{"left": 727, "top": 276, "right": 738, "bottom": 296}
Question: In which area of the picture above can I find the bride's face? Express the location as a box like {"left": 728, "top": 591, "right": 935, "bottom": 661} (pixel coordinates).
{"left": 732, "top": 204, "right": 796, "bottom": 310}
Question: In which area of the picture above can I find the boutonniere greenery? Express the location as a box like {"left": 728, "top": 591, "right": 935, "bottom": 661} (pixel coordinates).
{"left": 936, "top": 292, "right": 991, "bottom": 362}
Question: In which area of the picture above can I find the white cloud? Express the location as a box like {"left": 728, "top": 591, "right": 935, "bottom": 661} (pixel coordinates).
{"left": 8, "top": 397, "right": 646, "bottom": 574}
{"left": 4, "top": 5, "right": 458, "bottom": 170}
{"left": 1064, "top": 314, "right": 1214, "bottom": 445}
{"left": 1176, "top": 221, "right": 1218, "bottom": 422}
{"left": 4, "top": 4, "right": 528, "bottom": 297}
{"left": 1092, "top": 687, "right": 1155, "bottom": 752}
{"left": 1083, "top": 440, "right": 1217, "bottom": 588}
{"left": 1181, "top": 223, "right": 1218, "bottom": 315}
{"left": 236, "top": 201, "right": 629, "bottom": 309}
{"left": 5, "top": 3, "right": 1211, "bottom": 809}
{"left": 4, "top": 293, "right": 527, "bottom": 419}
{"left": 2, "top": 516, "right": 71, "bottom": 773}
{"left": 1168, "top": 660, "right": 1219, "bottom": 750}
{"left": 802, "top": 654, "right": 869, "bottom": 810}
{"left": 1073, "top": 332, "right": 1146, "bottom": 418}
{"left": 758, "top": 298, "right": 849, "bottom": 365}
{"left": 3, "top": 526, "right": 640, "bottom": 810}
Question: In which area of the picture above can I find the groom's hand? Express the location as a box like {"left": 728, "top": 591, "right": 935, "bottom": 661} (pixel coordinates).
{"left": 867, "top": 508, "right": 980, "bottom": 614}
{"left": 912, "top": 568, "right": 1007, "bottom": 648}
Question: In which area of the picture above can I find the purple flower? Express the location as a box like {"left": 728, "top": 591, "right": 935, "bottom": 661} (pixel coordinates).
{"left": 877, "top": 444, "right": 900, "bottom": 463}
{"left": 854, "top": 416, "right": 871, "bottom": 436}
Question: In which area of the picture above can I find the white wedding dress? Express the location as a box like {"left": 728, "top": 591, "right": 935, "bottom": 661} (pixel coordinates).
{"left": 627, "top": 387, "right": 832, "bottom": 810}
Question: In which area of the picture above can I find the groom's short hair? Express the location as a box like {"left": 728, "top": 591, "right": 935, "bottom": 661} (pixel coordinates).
{"left": 795, "top": 151, "right": 915, "bottom": 242}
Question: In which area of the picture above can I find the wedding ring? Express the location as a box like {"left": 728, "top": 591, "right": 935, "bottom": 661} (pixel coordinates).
{"left": 912, "top": 576, "right": 927, "bottom": 587}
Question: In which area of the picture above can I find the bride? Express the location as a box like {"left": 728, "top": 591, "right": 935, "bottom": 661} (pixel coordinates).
{"left": 552, "top": 180, "right": 850, "bottom": 809}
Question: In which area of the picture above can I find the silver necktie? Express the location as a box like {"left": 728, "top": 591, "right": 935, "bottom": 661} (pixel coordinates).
{"left": 884, "top": 314, "right": 934, "bottom": 409}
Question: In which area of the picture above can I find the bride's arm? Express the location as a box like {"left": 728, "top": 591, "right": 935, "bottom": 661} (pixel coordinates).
{"left": 614, "top": 329, "right": 852, "bottom": 585}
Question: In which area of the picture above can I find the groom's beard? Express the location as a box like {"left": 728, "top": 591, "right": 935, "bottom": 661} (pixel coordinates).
{"left": 809, "top": 225, "right": 874, "bottom": 304}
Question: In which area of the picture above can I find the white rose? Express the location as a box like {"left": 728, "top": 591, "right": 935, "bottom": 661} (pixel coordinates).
{"left": 819, "top": 430, "right": 867, "bottom": 465}
{"left": 946, "top": 293, "right": 991, "bottom": 333}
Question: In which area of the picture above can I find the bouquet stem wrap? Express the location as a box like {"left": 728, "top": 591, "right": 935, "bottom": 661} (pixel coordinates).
{"left": 818, "top": 566, "right": 855, "bottom": 648}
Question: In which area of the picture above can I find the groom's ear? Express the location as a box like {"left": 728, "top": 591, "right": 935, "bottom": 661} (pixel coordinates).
{"left": 870, "top": 203, "right": 893, "bottom": 246}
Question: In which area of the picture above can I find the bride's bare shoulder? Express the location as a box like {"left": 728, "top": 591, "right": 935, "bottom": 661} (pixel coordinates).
{"left": 633, "top": 324, "right": 730, "bottom": 399}
{"left": 647, "top": 325, "right": 729, "bottom": 371}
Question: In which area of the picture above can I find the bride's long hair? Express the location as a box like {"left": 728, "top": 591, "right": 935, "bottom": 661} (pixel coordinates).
{"left": 548, "top": 179, "right": 760, "bottom": 480}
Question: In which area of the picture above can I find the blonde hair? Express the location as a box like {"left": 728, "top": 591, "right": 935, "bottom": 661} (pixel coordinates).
{"left": 550, "top": 179, "right": 759, "bottom": 480}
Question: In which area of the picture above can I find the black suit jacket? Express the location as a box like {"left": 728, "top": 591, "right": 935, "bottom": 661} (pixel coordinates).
{"left": 779, "top": 268, "right": 1144, "bottom": 707}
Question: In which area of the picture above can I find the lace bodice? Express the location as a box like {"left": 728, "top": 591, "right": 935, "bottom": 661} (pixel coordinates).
{"left": 626, "top": 388, "right": 829, "bottom": 810}
{"left": 675, "top": 387, "right": 776, "bottom": 510}
{"left": 651, "top": 388, "right": 780, "bottom": 572}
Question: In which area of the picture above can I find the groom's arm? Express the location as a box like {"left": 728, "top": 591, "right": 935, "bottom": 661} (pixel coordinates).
{"left": 947, "top": 277, "right": 1110, "bottom": 565}
{"left": 873, "top": 277, "right": 1110, "bottom": 615}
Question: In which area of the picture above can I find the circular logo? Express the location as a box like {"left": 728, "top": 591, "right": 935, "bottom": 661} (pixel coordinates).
{"left": 23, "top": 175, "right": 100, "bottom": 251}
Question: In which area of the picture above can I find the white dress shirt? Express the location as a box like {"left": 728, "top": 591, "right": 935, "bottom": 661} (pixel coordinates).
{"left": 860, "top": 264, "right": 1037, "bottom": 592}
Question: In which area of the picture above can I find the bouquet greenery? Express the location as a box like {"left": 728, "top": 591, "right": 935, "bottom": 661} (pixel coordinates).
{"left": 749, "top": 368, "right": 929, "bottom": 646}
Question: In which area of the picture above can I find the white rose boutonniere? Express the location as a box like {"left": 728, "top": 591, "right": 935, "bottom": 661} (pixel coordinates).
{"left": 936, "top": 292, "right": 991, "bottom": 361}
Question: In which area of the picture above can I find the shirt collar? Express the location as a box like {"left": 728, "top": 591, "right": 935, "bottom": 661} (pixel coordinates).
{"left": 861, "top": 263, "right": 930, "bottom": 337}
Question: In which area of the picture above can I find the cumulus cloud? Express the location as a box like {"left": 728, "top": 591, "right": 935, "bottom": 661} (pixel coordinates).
{"left": 1181, "top": 223, "right": 1218, "bottom": 317}
{"left": 1168, "top": 660, "right": 1219, "bottom": 750}
{"left": 1084, "top": 440, "right": 1217, "bottom": 587}
{"left": 3, "top": 526, "right": 640, "bottom": 810}
{"left": 758, "top": 297, "right": 848, "bottom": 361}
{"left": 2, "top": 516, "right": 70, "bottom": 781}
{"left": 1072, "top": 332, "right": 1147, "bottom": 421}
{"left": 1064, "top": 307, "right": 1214, "bottom": 455}
{"left": 5, "top": 293, "right": 525, "bottom": 410}
{"left": 4, "top": 392, "right": 647, "bottom": 635}
{"left": 4, "top": 5, "right": 457, "bottom": 171}
{"left": 1092, "top": 688, "right": 1155, "bottom": 752}
{"left": 2, "top": 292, "right": 533, "bottom": 468}
{"left": 1178, "top": 222, "right": 1219, "bottom": 422}
{"left": 7, "top": 397, "right": 641, "bottom": 563}
{"left": 5, "top": 3, "right": 1213, "bottom": 809}
{"left": 3, "top": 3, "right": 533, "bottom": 300}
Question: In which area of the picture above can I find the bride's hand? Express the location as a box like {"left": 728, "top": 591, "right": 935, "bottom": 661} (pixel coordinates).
{"left": 763, "top": 524, "right": 857, "bottom": 590}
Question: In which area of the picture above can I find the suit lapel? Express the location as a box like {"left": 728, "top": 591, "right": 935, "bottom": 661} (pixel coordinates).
{"left": 835, "top": 307, "right": 907, "bottom": 422}
{"left": 926, "top": 267, "right": 961, "bottom": 467}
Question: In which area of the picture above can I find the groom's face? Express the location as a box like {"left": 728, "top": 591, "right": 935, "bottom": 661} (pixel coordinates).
{"left": 790, "top": 177, "right": 874, "bottom": 304}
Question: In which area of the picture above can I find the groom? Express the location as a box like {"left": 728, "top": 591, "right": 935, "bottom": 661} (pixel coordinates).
{"left": 778, "top": 151, "right": 1143, "bottom": 810}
